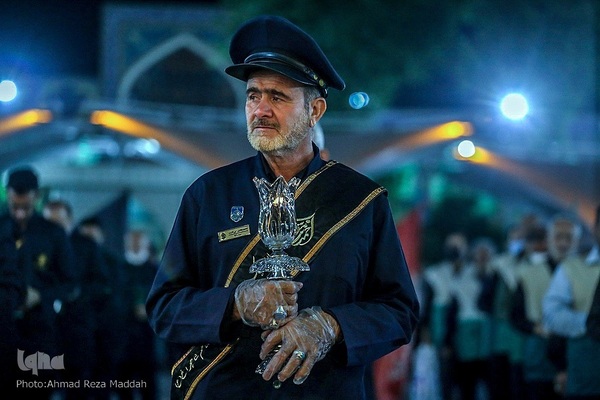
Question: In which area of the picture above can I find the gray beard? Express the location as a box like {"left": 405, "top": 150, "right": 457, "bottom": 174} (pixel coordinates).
{"left": 247, "top": 114, "right": 311, "bottom": 154}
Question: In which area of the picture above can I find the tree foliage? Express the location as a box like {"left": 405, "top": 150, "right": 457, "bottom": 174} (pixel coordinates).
{"left": 221, "top": 0, "right": 596, "bottom": 112}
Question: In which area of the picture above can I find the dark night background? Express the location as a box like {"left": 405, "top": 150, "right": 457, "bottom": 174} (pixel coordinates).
{"left": 0, "top": 1, "right": 219, "bottom": 77}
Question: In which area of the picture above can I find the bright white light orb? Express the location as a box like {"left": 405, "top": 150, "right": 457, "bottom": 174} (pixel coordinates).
{"left": 0, "top": 80, "right": 18, "bottom": 102}
{"left": 500, "top": 93, "right": 529, "bottom": 120}
{"left": 457, "top": 140, "right": 476, "bottom": 158}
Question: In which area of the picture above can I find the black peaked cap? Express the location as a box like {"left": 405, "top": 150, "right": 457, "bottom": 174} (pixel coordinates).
{"left": 225, "top": 15, "right": 345, "bottom": 97}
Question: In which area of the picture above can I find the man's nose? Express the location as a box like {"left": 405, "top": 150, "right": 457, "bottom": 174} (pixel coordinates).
{"left": 254, "top": 98, "right": 273, "bottom": 118}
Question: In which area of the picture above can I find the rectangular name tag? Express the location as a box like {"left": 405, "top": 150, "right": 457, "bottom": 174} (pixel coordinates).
{"left": 218, "top": 224, "right": 251, "bottom": 242}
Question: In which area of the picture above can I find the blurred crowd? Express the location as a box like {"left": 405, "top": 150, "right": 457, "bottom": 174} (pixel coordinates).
{"left": 408, "top": 206, "right": 600, "bottom": 400}
{"left": 0, "top": 166, "right": 167, "bottom": 400}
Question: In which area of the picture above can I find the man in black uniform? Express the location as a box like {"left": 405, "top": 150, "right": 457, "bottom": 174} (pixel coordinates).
{"left": 0, "top": 166, "right": 74, "bottom": 399}
{"left": 0, "top": 215, "right": 26, "bottom": 395}
{"left": 146, "top": 15, "right": 419, "bottom": 400}
{"left": 78, "top": 216, "right": 128, "bottom": 400}
{"left": 43, "top": 199, "right": 110, "bottom": 399}
{"left": 117, "top": 229, "right": 159, "bottom": 400}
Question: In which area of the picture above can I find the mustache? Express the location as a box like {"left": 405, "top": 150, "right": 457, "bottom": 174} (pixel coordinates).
{"left": 250, "top": 119, "right": 280, "bottom": 130}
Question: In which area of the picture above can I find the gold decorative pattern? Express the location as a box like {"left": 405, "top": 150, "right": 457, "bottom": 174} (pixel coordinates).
{"left": 301, "top": 187, "right": 385, "bottom": 264}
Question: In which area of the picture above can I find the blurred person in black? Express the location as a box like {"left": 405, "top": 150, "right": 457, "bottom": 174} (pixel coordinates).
{"left": 586, "top": 274, "right": 600, "bottom": 341}
{"left": 78, "top": 216, "right": 129, "bottom": 399}
{"left": 43, "top": 199, "right": 110, "bottom": 399}
{"left": 117, "top": 228, "right": 159, "bottom": 400}
{"left": 0, "top": 215, "right": 27, "bottom": 396}
{"left": 0, "top": 166, "right": 75, "bottom": 399}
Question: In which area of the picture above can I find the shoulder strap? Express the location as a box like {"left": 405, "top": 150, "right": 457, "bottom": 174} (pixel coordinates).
{"left": 224, "top": 161, "right": 384, "bottom": 287}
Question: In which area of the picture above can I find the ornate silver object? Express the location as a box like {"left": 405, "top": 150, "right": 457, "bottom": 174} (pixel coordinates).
{"left": 251, "top": 175, "right": 310, "bottom": 388}
{"left": 250, "top": 176, "right": 310, "bottom": 279}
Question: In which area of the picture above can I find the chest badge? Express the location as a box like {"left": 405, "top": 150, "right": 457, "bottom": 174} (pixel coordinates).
{"left": 218, "top": 224, "right": 251, "bottom": 242}
{"left": 230, "top": 206, "right": 244, "bottom": 222}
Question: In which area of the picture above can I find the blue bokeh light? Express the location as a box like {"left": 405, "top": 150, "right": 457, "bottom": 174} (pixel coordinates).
{"left": 0, "top": 80, "right": 18, "bottom": 102}
{"left": 500, "top": 93, "right": 529, "bottom": 120}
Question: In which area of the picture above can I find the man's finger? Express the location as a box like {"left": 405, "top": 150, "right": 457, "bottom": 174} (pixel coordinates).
{"left": 279, "top": 281, "right": 303, "bottom": 294}
{"left": 293, "top": 354, "right": 317, "bottom": 385}
{"left": 276, "top": 352, "right": 305, "bottom": 382}
{"left": 282, "top": 291, "right": 298, "bottom": 304}
{"left": 260, "top": 331, "right": 282, "bottom": 359}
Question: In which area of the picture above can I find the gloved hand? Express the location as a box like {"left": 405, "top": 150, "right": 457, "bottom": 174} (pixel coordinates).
{"left": 234, "top": 278, "right": 303, "bottom": 330}
{"left": 258, "top": 306, "right": 340, "bottom": 385}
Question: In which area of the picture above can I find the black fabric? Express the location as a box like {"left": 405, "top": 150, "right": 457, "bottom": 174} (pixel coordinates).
{"left": 0, "top": 224, "right": 26, "bottom": 396}
{"left": 586, "top": 277, "right": 600, "bottom": 341}
{"left": 547, "top": 333, "right": 568, "bottom": 371}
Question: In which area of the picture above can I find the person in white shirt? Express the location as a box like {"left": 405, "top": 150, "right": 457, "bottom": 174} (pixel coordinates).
{"left": 543, "top": 204, "right": 600, "bottom": 400}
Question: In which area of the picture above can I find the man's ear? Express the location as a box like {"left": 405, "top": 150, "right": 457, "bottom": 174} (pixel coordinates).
{"left": 310, "top": 97, "right": 327, "bottom": 127}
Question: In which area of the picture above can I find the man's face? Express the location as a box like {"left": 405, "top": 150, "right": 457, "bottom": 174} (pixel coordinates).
{"left": 126, "top": 230, "right": 148, "bottom": 253}
{"left": 42, "top": 205, "right": 69, "bottom": 230}
{"left": 7, "top": 188, "right": 37, "bottom": 226}
{"left": 526, "top": 238, "right": 547, "bottom": 254}
{"left": 549, "top": 220, "right": 575, "bottom": 261}
{"left": 443, "top": 233, "right": 468, "bottom": 262}
{"left": 245, "top": 70, "right": 312, "bottom": 154}
{"left": 472, "top": 245, "right": 493, "bottom": 268}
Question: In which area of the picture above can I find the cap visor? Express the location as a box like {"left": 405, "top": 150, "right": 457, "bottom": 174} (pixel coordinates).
{"left": 225, "top": 61, "right": 317, "bottom": 87}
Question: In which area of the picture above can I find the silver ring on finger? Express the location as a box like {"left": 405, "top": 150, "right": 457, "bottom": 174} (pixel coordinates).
{"left": 273, "top": 305, "right": 287, "bottom": 320}
{"left": 292, "top": 350, "right": 306, "bottom": 361}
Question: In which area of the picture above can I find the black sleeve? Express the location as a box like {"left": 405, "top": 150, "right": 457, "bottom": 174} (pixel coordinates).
{"left": 509, "top": 282, "right": 535, "bottom": 334}
{"left": 586, "top": 279, "right": 600, "bottom": 342}
{"left": 546, "top": 333, "right": 567, "bottom": 370}
{"left": 413, "top": 278, "right": 434, "bottom": 346}
{"left": 0, "top": 233, "right": 26, "bottom": 310}
{"left": 444, "top": 296, "right": 458, "bottom": 348}
{"left": 419, "top": 278, "right": 434, "bottom": 328}
{"left": 477, "top": 271, "right": 498, "bottom": 313}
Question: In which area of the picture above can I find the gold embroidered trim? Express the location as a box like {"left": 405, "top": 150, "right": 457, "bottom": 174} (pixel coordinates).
{"left": 172, "top": 346, "right": 194, "bottom": 376}
{"left": 225, "top": 234, "right": 261, "bottom": 287}
{"left": 294, "top": 160, "right": 336, "bottom": 198}
{"left": 301, "top": 186, "right": 386, "bottom": 264}
{"left": 184, "top": 342, "right": 237, "bottom": 400}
